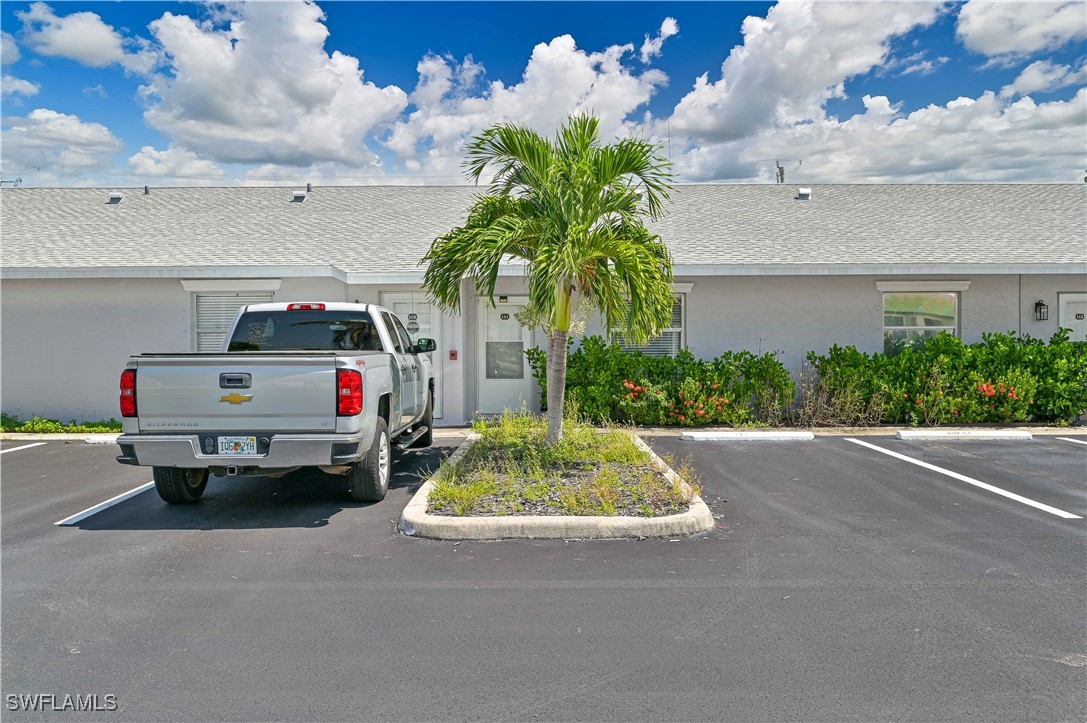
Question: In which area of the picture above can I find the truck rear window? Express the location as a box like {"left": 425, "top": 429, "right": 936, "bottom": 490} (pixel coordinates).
{"left": 227, "top": 311, "right": 383, "bottom": 352}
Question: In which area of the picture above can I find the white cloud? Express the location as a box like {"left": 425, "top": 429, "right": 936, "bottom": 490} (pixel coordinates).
{"left": 82, "top": 84, "right": 108, "bottom": 98}
{"left": 675, "top": 88, "right": 1087, "bottom": 183}
{"left": 2, "top": 75, "right": 40, "bottom": 96}
{"left": 657, "top": 0, "right": 1085, "bottom": 183}
{"left": 667, "top": 1, "right": 944, "bottom": 142}
{"left": 1000, "top": 59, "right": 1087, "bottom": 97}
{"left": 128, "top": 145, "right": 224, "bottom": 185}
{"left": 957, "top": 0, "right": 1087, "bottom": 60}
{"left": 900, "top": 55, "right": 949, "bottom": 76}
{"left": 1, "top": 30, "right": 20, "bottom": 65}
{"left": 1, "top": 108, "right": 123, "bottom": 185}
{"left": 640, "top": 17, "right": 679, "bottom": 63}
{"left": 386, "top": 35, "right": 669, "bottom": 180}
{"left": 139, "top": 2, "right": 407, "bottom": 169}
{"left": 240, "top": 160, "right": 399, "bottom": 187}
{"left": 16, "top": 2, "right": 156, "bottom": 72}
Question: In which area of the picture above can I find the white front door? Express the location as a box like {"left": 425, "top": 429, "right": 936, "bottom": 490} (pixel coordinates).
{"left": 1058, "top": 292, "right": 1087, "bottom": 341}
{"left": 477, "top": 297, "right": 534, "bottom": 414}
{"left": 382, "top": 292, "right": 442, "bottom": 418}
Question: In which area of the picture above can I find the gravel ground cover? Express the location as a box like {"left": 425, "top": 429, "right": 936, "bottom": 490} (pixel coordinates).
{"left": 426, "top": 412, "right": 698, "bottom": 517}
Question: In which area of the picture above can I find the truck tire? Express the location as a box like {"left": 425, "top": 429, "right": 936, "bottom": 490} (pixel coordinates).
{"left": 348, "top": 417, "right": 390, "bottom": 502}
{"left": 153, "top": 467, "right": 208, "bottom": 504}
{"left": 413, "top": 392, "right": 434, "bottom": 449}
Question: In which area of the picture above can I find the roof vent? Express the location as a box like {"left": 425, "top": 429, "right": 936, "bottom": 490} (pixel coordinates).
{"left": 291, "top": 191, "right": 307, "bottom": 204}
{"left": 795, "top": 187, "right": 812, "bottom": 201}
{"left": 107, "top": 192, "right": 124, "bottom": 205}
{"left": 144, "top": 185, "right": 150, "bottom": 195}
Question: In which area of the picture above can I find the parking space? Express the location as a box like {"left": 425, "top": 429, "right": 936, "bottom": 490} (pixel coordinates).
{"left": 2, "top": 434, "right": 1085, "bottom": 721}
{"left": 858, "top": 435, "right": 1086, "bottom": 519}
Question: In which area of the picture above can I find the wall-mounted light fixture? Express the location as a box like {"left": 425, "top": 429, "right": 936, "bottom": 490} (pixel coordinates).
{"left": 1034, "top": 300, "right": 1049, "bottom": 321}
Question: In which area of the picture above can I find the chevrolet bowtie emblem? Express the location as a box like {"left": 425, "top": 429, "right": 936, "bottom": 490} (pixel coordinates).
{"left": 219, "top": 393, "right": 253, "bottom": 405}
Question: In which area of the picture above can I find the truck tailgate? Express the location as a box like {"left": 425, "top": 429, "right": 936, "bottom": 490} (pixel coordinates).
{"left": 134, "top": 355, "right": 338, "bottom": 433}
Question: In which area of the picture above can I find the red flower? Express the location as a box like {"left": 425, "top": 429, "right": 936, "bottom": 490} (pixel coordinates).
{"left": 711, "top": 383, "right": 719, "bottom": 389}
{"left": 903, "top": 393, "right": 909, "bottom": 398}
{"left": 678, "top": 415, "right": 685, "bottom": 420}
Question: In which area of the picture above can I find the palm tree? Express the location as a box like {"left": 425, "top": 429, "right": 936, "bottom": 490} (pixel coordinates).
{"left": 423, "top": 114, "right": 676, "bottom": 443}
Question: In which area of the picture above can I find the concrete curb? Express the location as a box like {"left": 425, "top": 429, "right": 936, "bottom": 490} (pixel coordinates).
{"left": 680, "top": 430, "right": 815, "bottom": 441}
{"left": 896, "top": 429, "right": 1034, "bottom": 440}
{"left": 398, "top": 433, "right": 716, "bottom": 541}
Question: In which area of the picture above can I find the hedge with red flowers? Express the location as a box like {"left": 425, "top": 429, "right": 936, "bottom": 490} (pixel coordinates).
{"left": 525, "top": 336, "right": 795, "bottom": 426}
{"left": 808, "top": 330, "right": 1087, "bottom": 425}
{"left": 526, "top": 330, "right": 1086, "bottom": 427}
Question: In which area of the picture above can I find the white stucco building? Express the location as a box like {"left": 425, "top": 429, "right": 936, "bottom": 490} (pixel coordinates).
{"left": 2, "top": 183, "right": 1084, "bottom": 425}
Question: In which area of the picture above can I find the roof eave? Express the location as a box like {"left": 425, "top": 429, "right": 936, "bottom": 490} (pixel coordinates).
{"left": 1, "top": 261, "right": 1084, "bottom": 282}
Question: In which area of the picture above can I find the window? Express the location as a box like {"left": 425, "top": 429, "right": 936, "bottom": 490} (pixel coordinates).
{"left": 227, "top": 310, "right": 381, "bottom": 352}
{"left": 883, "top": 291, "right": 958, "bottom": 356}
{"left": 381, "top": 312, "right": 403, "bottom": 352}
{"left": 194, "top": 292, "right": 274, "bottom": 352}
{"left": 614, "top": 295, "right": 684, "bottom": 357}
{"left": 390, "top": 315, "right": 415, "bottom": 353}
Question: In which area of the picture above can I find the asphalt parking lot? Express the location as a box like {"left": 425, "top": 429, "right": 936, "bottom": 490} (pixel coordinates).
{"left": 2, "top": 432, "right": 1084, "bottom": 721}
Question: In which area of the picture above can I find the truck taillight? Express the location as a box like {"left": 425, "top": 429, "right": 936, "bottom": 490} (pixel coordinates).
{"left": 287, "top": 303, "right": 326, "bottom": 311}
{"left": 119, "top": 369, "right": 137, "bottom": 417}
{"left": 337, "top": 369, "right": 363, "bottom": 416}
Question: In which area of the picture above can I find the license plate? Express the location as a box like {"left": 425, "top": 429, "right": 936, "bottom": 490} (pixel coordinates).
{"left": 218, "top": 436, "right": 257, "bottom": 455}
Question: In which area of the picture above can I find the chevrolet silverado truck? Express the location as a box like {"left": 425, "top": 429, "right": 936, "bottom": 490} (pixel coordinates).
{"left": 115, "top": 302, "right": 436, "bottom": 504}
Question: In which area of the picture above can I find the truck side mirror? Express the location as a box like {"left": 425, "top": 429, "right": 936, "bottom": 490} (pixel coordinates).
{"left": 414, "top": 338, "right": 436, "bottom": 354}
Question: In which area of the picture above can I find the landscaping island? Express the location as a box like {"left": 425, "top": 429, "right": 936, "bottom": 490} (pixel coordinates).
{"left": 398, "top": 412, "right": 715, "bottom": 540}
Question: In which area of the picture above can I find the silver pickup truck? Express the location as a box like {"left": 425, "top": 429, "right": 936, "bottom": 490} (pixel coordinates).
{"left": 116, "top": 302, "right": 435, "bottom": 505}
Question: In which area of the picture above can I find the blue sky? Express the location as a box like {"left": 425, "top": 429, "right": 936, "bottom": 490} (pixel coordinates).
{"left": 1, "top": 1, "right": 1084, "bottom": 186}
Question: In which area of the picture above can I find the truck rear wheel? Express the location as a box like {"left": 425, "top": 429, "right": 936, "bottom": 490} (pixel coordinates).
{"left": 413, "top": 391, "right": 434, "bottom": 449}
{"left": 348, "top": 417, "right": 390, "bottom": 502}
{"left": 153, "top": 467, "right": 208, "bottom": 504}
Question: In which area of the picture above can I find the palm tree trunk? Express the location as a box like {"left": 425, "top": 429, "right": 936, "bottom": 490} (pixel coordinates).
{"left": 543, "top": 331, "right": 557, "bottom": 412}
{"left": 546, "top": 329, "right": 569, "bottom": 443}
{"left": 546, "top": 282, "right": 574, "bottom": 444}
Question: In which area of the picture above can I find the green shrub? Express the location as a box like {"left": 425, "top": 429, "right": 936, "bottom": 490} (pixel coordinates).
{"left": 806, "top": 331, "right": 1085, "bottom": 425}
{"left": 0, "top": 413, "right": 123, "bottom": 433}
{"left": 527, "top": 336, "right": 794, "bottom": 426}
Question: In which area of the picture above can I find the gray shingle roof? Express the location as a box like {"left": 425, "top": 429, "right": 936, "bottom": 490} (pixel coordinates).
{"left": 1, "top": 184, "right": 1083, "bottom": 278}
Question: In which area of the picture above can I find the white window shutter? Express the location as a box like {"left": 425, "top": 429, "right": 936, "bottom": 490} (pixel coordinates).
{"left": 614, "top": 296, "right": 684, "bottom": 358}
{"left": 195, "top": 292, "right": 274, "bottom": 352}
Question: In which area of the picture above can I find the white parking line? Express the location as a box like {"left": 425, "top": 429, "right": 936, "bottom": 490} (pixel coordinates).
{"left": 54, "top": 482, "right": 155, "bottom": 526}
{"left": 1057, "top": 437, "right": 1087, "bottom": 447}
{"left": 845, "top": 437, "right": 1082, "bottom": 520}
{"left": 0, "top": 442, "right": 47, "bottom": 455}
